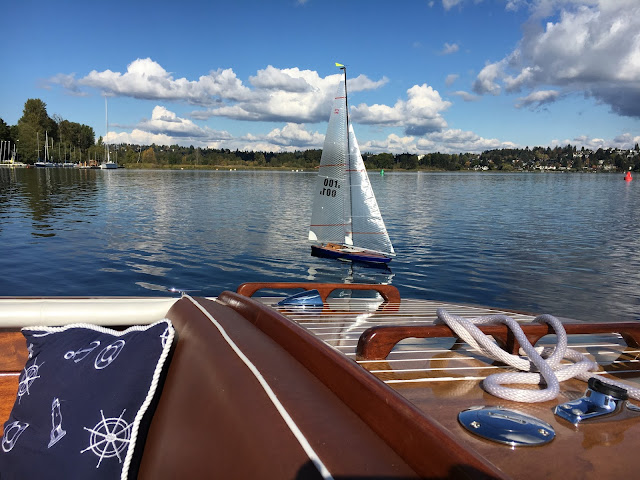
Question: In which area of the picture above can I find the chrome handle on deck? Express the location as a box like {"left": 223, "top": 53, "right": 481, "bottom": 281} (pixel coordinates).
{"left": 554, "top": 377, "right": 640, "bottom": 425}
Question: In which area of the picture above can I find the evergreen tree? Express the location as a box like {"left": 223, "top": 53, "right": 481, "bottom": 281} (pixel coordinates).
{"left": 17, "top": 99, "right": 58, "bottom": 163}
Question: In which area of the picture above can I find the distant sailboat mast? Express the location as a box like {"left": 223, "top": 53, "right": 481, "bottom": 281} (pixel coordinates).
{"left": 105, "top": 97, "right": 109, "bottom": 163}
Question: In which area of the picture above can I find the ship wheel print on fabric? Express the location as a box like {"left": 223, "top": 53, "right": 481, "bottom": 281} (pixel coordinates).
{"left": 81, "top": 409, "right": 132, "bottom": 468}
{"left": 17, "top": 357, "right": 44, "bottom": 404}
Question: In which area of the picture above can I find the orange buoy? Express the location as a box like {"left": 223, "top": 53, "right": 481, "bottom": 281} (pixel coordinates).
{"left": 624, "top": 171, "right": 632, "bottom": 181}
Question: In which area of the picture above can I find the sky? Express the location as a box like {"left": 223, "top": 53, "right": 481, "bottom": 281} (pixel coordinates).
{"left": 2, "top": 0, "right": 639, "bottom": 155}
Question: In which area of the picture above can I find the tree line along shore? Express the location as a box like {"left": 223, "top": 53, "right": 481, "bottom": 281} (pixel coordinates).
{"left": 2, "top": 98, "right": 639, "bottom": 172}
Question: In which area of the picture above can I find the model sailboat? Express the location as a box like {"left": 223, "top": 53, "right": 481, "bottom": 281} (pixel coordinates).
{"left": 309, "top": 64, "right": 395, "bottom": 265}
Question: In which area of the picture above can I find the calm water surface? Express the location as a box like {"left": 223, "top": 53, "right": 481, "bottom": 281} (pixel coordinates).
{"left": 1, "top": 168, "right": 638, "bottom": 323}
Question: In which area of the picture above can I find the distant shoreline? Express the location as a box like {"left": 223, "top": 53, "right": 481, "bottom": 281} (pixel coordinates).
{"left": 119, "top": 163, "right": 627, "bottom": 174}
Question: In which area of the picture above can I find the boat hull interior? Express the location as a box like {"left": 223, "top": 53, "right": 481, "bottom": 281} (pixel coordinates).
{"left": 1, "top": 283, "right": 639, "bottom": 479}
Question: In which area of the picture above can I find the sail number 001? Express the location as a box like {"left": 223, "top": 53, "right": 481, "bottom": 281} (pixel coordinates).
{"left": 321, "top": 178, "right": 340, "bottom": 197}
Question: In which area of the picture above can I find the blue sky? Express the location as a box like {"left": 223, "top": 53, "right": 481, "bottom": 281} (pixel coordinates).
{"left": 2, "top": 0, "right": 639, "bottom": 154}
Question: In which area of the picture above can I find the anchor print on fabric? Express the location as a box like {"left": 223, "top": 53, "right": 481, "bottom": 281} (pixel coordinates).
{"left": 48, "top": 397, "right": 67, "bottom": 448}
{"left": 81, "top": 409, "right": 132, "bottom": 468}
{"left": 2, "top": 421, "right": 29, "bottom": 452}
{"left": 160, "top": 326, "right": 171, "bottom": 348}
{"left": 64, "top": 340, "right": 101, "bottom": 363}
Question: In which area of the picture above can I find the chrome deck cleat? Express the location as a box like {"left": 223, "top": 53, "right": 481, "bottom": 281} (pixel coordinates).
{"left": 554, "top": 377, "right": 640, "bottom": 425}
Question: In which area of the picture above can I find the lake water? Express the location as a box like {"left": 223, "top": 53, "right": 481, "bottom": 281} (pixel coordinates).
{"left": 1, "top": 168, "right": 638, "bottom": 323}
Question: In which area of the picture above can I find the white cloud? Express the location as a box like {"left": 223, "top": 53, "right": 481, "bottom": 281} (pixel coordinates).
{"left": 550, "top": 132, "right": 640, "bottom": 151}
{"left": 264, "top": 123, "right": 324, "bottom": 147}
{"left": 51, "top": 60, "right": 458, "bottom": 143}
{"left": 361, "top": 128, "right": 517, "bottom": 154}
{"left": 76, "top": 58, "right": 252, "bottom": 105}
{"left": 515, "top": 89, "right": 560, "bottom": 108}
{"left": 441, "top": 42, "right": 460, "bottom": 55}
{"left": 473, "top": 61, "right": 505, "bottom": 95}
{"left": 442, "top": 0, "right": 464, "bottom": 10}
{"left": 425, "top": 129, "right": 517, "bottom": 153}
{"left": 249, "top": 66, "right": 314, "bottom": 92}
{"left": 107, "top": 129, "right": 175, "bottom": 147}
{"left": 138, "top": 106, "right": 208, "bottom": 137}
{"left": 47, "top": 73, "right": 87, "bottom": 96}
{"left": 451, "top": 90, "right": 480, "bottom": 102}
{"left": 107, "top": 105, "right": 232, "bottom": 145}
{"left": 611, "top": 133, "right": 640, "bottom": 149}
{"left": 52, "top": 61, "right": 390, "bottom": 126}
{"left": 473, "top": 2, "right": 640, "bottom": 116}
{"left": 106, "top": 101, "right": 640, "bottom": 154}
{"left": 351, "top": 83, "right": 451, "bottom": 135}
{"left": 445, "top": 74, "right": 459, "bottom": 86}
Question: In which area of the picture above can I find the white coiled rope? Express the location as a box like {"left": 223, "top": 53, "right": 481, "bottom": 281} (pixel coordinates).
{"left": 436, "top": 309, "right": 640, "bottom": 403}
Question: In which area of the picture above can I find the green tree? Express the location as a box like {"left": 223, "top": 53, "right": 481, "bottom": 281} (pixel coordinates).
{"left": 16, "top": 99, "right": 58, "bottom": 164}
{"left": 396, "top": 153, "right": 418, "bottom": 170}
{"left": 0, "top": 118, "right": 10, "bottom": 140}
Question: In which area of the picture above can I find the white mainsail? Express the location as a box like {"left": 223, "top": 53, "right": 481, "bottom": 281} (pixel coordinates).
{"left": 308, "top": 73, "right": 350, "bottom": 245}
{"left": 309, "top": 68, "right": 394, "bottom": 256}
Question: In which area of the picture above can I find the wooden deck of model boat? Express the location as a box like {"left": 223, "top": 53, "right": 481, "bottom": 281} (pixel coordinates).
{"left": 1, "top": 284, "right": 640, "bottom": 478}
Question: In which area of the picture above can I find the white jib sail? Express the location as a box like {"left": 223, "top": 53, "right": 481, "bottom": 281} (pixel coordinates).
{"left": 348, "top": 124, "right": 394, "bottom": 255}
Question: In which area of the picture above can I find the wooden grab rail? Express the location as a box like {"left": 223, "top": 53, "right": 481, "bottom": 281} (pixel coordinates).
{"left": 236, "top": 282, "right": 401, "bottom": 304}
{"left": 357, "top": 322, "right": 640, "bottom": 360}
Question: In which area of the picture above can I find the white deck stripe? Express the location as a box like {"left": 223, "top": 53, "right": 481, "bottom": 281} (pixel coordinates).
{"left": 186, "top": 296, "right": 333, "bottom": 480}
{"left": 385, "top": 376, "right": 486, "bottom": 384}
{"left": 382, "top": 370, "right": 640, "bottom": 385}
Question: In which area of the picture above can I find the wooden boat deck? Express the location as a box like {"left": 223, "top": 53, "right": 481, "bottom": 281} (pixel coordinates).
{"left": 235, "top": 282, "right": 640, "bottom": 480}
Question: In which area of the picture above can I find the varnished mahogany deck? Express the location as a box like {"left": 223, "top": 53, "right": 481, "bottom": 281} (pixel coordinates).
{"left": 237, "top": 282, "right": 640, "bottom": 480}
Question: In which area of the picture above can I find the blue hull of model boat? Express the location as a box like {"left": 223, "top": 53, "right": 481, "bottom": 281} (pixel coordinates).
{"left": 311, "top": 245, "right": 392, "bottom": 265}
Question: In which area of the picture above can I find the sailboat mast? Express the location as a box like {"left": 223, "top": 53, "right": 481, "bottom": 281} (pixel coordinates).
{"left": 340, "top": 65, "right": 354, "bottom": 244}
{"left": 105, "top": 97, "right": 109, "bottom": 162}
{"left": 342, "top": 66, "right": 350, "bottom": 164}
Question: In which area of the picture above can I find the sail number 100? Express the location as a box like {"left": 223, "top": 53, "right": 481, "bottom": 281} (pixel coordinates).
{"left": 321, "top": 178, "right": 340, "bottom": 197}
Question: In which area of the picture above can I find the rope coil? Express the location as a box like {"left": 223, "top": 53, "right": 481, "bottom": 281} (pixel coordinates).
{"left": 435, "top": 309, "right": 640, "bottom": 403}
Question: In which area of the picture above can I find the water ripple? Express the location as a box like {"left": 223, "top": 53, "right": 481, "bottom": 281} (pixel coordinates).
{"left": 1, "top": 169, "right": 638, "bottom": 322}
